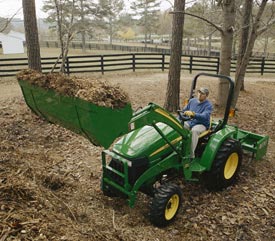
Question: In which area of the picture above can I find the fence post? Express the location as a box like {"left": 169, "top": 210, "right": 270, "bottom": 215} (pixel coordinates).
{"left": 189, "top": 56, "right": 193, "bottom": 74}
{"left": 161, "top": 54, "right": 165, "bottom": 71}
{"left": 101, "top": 55, "right": 104, "bottom": 75}
{"left": 65, "top": 57, "right": 70, "bottom": 75}
{"left": 261, "top": 57, "right": 265, "bottom": 75}
{"left": 132, "top": 54, "right": 136, "bottom": 72}
{"left": 216, "top": 57, "right": 220, "bottom": 74}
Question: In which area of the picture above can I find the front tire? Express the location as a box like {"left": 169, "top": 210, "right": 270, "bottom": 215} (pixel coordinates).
{"left": 149, "top": 183, "right": 182, "bottom": 227}
{"left": 203, "top": 138, "right": 243, "bottom": 191}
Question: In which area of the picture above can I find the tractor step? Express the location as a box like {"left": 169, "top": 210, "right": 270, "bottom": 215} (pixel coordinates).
{"left": 184, "top": 160, "right": 207, "bottom": 181}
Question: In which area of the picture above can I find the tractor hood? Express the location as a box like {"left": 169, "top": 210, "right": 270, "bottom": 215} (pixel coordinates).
{"left": 113, "top": 122, "right": 181, "bottom": 160}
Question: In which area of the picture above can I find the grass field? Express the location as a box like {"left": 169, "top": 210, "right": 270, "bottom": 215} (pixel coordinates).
{"left": 1, "top": 36, "right": 275, "bottom": 59}
{"left": 0, "top": 47, "right": 128, "bottom": 58}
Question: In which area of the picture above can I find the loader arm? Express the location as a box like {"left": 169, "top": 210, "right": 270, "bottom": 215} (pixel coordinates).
{"left": 128, "top": 103, "right": 191, "bottom": 157}
{"left": 129, "top": 103, "right": 189, "bottom": 139}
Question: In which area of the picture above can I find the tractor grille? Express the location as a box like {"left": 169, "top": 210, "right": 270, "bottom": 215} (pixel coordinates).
{"left": 106, "top": 157, "right": 148, "bottom": 186}
{"left": 107, "top": 158, "right": 124, "bottom": 186}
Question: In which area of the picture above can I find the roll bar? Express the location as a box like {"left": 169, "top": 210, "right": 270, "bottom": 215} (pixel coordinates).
{"left": 189, "top": 72, "right": 235, "bottom": 130}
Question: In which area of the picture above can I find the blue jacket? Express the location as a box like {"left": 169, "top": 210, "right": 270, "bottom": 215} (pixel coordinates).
{"left": 182, "top": 98, "right": 213, "bottom": 129}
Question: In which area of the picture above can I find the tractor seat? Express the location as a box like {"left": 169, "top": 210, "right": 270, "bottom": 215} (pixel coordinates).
{"left": 198, "top": 116, "right": 213, "bottom": 139}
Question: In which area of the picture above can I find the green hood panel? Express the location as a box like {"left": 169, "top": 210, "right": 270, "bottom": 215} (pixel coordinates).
{"left": 113, "top": 122, "right": 181, "bottom": 159}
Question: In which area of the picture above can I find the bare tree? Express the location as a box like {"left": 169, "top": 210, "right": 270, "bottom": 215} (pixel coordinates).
{"left": 235, "top": 0, "right": 253, "bottom": 91}
{"left": 44, "top": 0, "right": 105, "bottom": 68}
{"left": 80, "top": 0, "right": 86, "bottom": 52}
{"left": 170, "top": 0, "right": 275, "bottom": 109}
{"left": 0, "top": 8, "right": 21, "bottom": 33}
{"left": 164, "top": 0, "right": 185, "bottom": 112}
{"left": 44, "top": 0, "right": 77, "bottom": 73}
{"left": 22, "top": 0, "right": 41, "bottom": 72}
{"left": 232, "top": 0, "right": 275, "bottom": 108}
{"left": 171, "top": 0, "right": 235, "bottom": 107}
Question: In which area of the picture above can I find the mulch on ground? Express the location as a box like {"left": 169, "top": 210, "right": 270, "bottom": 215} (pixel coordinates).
{"left": 0, "top": 72, "right": 274, "bottom": 240}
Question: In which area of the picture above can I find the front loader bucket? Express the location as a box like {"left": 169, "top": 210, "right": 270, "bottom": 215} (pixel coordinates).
{"left": 19, "top": 80, "right": 133, "bottom": 149}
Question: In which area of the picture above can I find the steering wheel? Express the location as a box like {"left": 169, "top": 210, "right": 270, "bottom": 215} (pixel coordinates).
{"left": 177, "top": 110, "right": 192, "bottom": 122}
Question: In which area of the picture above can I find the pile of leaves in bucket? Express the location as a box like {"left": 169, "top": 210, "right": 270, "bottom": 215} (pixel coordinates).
{"left": 16, "top": 69, "right": 130, "bottom": 108}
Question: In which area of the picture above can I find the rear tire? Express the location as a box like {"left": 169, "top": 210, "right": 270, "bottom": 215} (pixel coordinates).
{"left": 149, "top": 183, "right": 182, "bottom": 227}
{"left": 203, "top": 138, "right": 243, "bottom": 191}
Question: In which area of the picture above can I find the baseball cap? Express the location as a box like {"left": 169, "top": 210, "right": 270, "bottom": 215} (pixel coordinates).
{"left": 198, "top": 87, "right": 209, "bottom": 95}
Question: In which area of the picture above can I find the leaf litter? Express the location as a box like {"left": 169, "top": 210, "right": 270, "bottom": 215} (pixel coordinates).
{"left": 16, "top": 69, "right": 130, "bottom": 109}
{"left": 1, "top": 72, "right": 274, "bottom": 240}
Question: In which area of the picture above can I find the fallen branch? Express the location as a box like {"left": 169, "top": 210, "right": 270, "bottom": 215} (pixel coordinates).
{"left": 112, "top": 210, "right": 116, "bottom": 229}
{"left": 48, "top": 190, "right": 78, "bottom": 223}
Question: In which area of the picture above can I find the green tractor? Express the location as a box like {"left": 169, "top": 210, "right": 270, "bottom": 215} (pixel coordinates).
{"left": 18, "top": 73, "right": 269, "bottom": 227}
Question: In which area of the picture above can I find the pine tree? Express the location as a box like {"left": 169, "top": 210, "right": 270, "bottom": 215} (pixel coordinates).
{"left": 131, "top": 0, "right": 161, "bottom": 46}
{"left": 99, "top": 0, "right": 124, "bottom": 44}
{"left": 22, "top": 0, "right": 41, "bottom": 72}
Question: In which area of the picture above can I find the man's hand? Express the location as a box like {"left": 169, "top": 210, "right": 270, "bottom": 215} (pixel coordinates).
{"left": 183, "top": 111, "right": 195, "bottom": 117}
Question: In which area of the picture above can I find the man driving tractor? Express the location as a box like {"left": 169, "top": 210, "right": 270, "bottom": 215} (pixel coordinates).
{"left": 179, "top": 87, "right": 213, "bottom": 158}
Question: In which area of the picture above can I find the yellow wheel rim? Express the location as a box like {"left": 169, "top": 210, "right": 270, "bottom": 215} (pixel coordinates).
{"left": 165, "top": 194, "right": 179, "bottom": 220}
{"left": 224, "top": 153, "right": 239, "bottom": 179}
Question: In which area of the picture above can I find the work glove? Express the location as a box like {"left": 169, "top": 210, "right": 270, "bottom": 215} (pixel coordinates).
{"left": 183, "top": 111, "right": 195, "bottom": 117}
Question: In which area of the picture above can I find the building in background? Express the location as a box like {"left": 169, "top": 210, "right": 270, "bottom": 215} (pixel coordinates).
{"left": 0, "top": 30, "right": 25, "bottom": 54}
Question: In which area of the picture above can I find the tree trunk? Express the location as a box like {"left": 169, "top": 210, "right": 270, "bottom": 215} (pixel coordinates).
{"left": 144, "top": 4, "right": 148, "bottom": 48}
{"left": 164, "top": 0, "right": 185, "bottom": 112}
{"left": 232, "top": 0, "right": 269, "bottom": 108}
{"left": 218, "top": 0, "right": 235, "bottom": 108}
{"left": 232, "top": 33, "right": 257, "bottom": 108}
{"left": 109, "top": 18, "right": 113, "bottom": 45}
{"left": 187, "top": 37, "right": 190, "bottom": 54}
{"left": 22, "top": 0, "right": 41, "bottom": 72}
{"left": 263, "top": 36, "right": 268, "bottom": 58}
{"left": 81, "top": 32, "right": 86, "bottom": 53}
{"left": 208, "top": 33, "right": 212, "bottom": 56}
{"left": 54, "top": 0, "right": 75, "bottom": 73}
{"left": 54, "top": 0, "right": 65, "bottom": 72}
{"left": 235, "top": 0, "right": 252, "bottom": 92}
{"left": 80, "top": 0, "right": 86, "bottom": 53}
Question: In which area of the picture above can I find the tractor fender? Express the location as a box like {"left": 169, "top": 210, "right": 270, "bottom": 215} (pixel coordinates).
{"left": 200, "top": 126, "right": 238, "bottom": 170}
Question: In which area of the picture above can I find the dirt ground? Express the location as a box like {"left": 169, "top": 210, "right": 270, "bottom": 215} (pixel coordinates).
{"left": 0, "top": 71, "right": 274, "bottom": 241}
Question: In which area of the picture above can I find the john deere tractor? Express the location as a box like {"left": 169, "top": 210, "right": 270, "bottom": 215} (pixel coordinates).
{"left": 19, "top": 73, "right": 269, "bottom": 227}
